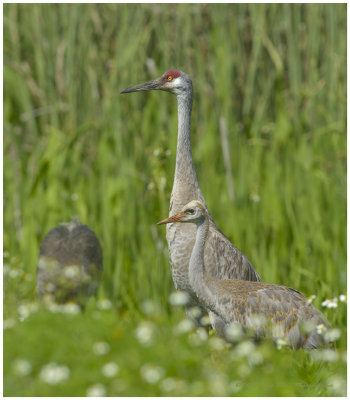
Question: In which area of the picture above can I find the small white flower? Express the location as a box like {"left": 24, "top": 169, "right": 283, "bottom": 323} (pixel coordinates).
{"left": 188, "top": 328, "right": 208, "bottom": 346}
{"left": 209, "top": 337, "right": 226, "bottom": 351}
{"left": 97, "top": 298, "right": 113, "bottom": 310}
{"left": 276, "top": 337, "right": 288, "bottom": 350}
{"left": 61, "top": 302, "right": 81, "bottom": 315}
{"left": 225, "top": 322, "right": 244, "bottom": 342}
{"left": 39, "top": 362, "right": 70, "bottom": 385}
{"left": 199, "top": 314, "right": 211, "bottom": 326}
{"left": 18, "top": 303, "right": 39, "bottom": 321}
{"left": 324, "top": 328, "right": 341, "bottom": 343}
{"left": 71, "top": 193, "right": 78, "bottom": 201}
{"left": 86, "top": 383, "right": 107, "bottom": 397}
{"left": 135, "top": 321, "right": 155, "bottom": 347}
{"left": 339, "top": 294, "right": 347, "bottom": 303}
{"left": 169, "top": 291, "right": 190, "bottom": 306}
{"left": 234, "top": 340, "right": 256, "bottom": 357}
{"left": 12, "top": 359, "right": 32, "bottom": 376}
{"left": 327, "top": 376, "right": 346, "bottom": 396}
{"left": 187, "top": 306, "right": 202, "bottom": 320}
{"left": 312, "top": 349, "right": 339, "bottom": 363}
{"left": 92, "top": 341, "right": 110, "bottom": 355}
{"left": 140, "top": 364, "right": 165, "bottom": 384}
{"left": 153, "top": 148, "right": 161, "bottom": 157}
{"left": 63, "top": 265, "right": 81, "bottom": 279}
{"left": 250, "top": 314, "right": 267, "bottom": 329}
{"left": 4, "top": 318, "right": 16, "bottom": 329}
{"left": 321, "top": 298, "right": 338, "bottom": 308}
{"left": 209, "top": 372, "right": 229, "bottom": 396}
{"left": 141, "top": 299, "right": 158, "bottom": 316}
{"left": 158, "top": 176, "right": 166, "bottom": 190}
{"left": 316, "top": 324, "right": 327, "bottom": 335}
{"left": 159, "top": 377, "right": 178, "bottom": 392}
{"left": 174, "top": 319, "right": 195, "bottom": 334}
{"left": 102, "top": 362, "right": 119, "bottom": 378}
{"left": 306, "top": 294, "right": 316, "bottom": 304}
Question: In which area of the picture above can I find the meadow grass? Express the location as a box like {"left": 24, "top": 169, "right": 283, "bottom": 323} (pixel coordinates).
{"left": 4, "top": 3, "right": 347, "bottom": 396}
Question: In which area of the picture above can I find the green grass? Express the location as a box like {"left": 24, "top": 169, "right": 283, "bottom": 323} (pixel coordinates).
{"left": 4, "top": 3, "right": 347, "bottom": 396}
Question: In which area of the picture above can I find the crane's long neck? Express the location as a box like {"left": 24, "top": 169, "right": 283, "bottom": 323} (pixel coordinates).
{"left": 172, "top": 93, "right": 203, "bottom": 207}
{"left": 188, "top": 217, "right": 214, "bottom": 306}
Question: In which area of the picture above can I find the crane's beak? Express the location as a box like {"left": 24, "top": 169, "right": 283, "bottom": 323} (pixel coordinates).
{"left": 120, "top": 78, "right": 163, "bottom": 94}
{"left": 157, "top": 211, "right": 185, "bottom": 225}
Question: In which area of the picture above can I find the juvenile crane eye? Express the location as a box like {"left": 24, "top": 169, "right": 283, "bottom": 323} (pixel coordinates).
{"left": 167, "top": 76, "right": 173, "bottom": 81}
{"left": 187, "top": 208, "right": 194, "bottom": 214}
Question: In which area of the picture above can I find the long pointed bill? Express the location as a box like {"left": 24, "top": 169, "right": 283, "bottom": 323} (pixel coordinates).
{"left": 157, "top": 211, "right": 185, "bottom": 225}
{"left": 120, "top": 78, "right": 163, "bottom": 94}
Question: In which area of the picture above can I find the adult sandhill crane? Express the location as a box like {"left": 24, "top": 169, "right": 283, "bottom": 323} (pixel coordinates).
{"left": 36, "top": 218, "right": 103, "bottom": 307}
{"left": 158, "top": 201, "right": 331, "bottom": 349}
{"left": 121, "top": 70, "right": 260, "bottom": 326}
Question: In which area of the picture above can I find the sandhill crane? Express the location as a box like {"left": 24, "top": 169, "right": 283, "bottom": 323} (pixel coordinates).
{"left": 36, "top": 218, "right": 103, "bottom": 307}
{"left": 158, "top": 201, "right": 331, "bottom": 349}
{"left": 121, "top": 70, "right": 260, "bottom": 326}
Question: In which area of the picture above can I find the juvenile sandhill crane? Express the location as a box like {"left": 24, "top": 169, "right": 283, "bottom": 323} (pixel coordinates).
{"left": 121, "top": 70, "right": 260, "bottom": 326}
{"left": 158, "top": 201, "right": 331, "bottom": 349}
{"left": 36, "top": 218, "right": 103, "bottom": 307}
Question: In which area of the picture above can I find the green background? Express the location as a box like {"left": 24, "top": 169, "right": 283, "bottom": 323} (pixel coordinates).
{"left": 4, "top": 3, "right": 347, "bottom": 396}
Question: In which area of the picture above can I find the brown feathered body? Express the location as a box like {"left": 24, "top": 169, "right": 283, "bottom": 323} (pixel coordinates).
{"left": 36, "top": 218, "right": 103, "bottom": 305}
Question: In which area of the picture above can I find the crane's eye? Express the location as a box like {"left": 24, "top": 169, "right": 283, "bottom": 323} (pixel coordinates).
{"left": 167, "top": 76, "right": 173, "bottom": 81}
{"left": 187, "top": 208, "right": 194, "bottom": 214}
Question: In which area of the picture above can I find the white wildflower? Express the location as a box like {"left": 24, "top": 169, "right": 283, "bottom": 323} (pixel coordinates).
{"left": 12, "top": 359, "right": 32, "bottom": 376}
{"left": 140, "top": 364, "right": 165, "bottom": 384}
{"left": 97, "top": 298, "right": 113, "bottom": 310}
{"left": 92, "top": 341, "right": 110, "bottom": 355}
{"left": 187, "top": 306, "right": 202, "bottom": 320}
{"left": 61, "top": 302, "right": 81, "bottom": 315}
{"left": 169, "top": 291, "right": 190, "bottom": 306}
{"left": 321, "top": 298, "right": 338, "bottom": 308}
{"left": 86, "top": 383, "right": 107, "bottom": 397}
{"left": 209, "top": 372, "right": 228, "bottom": 396}
{"left": 159, "top": 176, "right": 166, "bottom": 190}
{"left": 276, "top": 337, "right": 289, "bottom": 350}
{"left": 199, "top": 314, "right": 211, "bottom": 327}
{"left": 225, "top": 322, "right": 244, "bottom": 342}
{"left": 135, "top": 321, "right": 155, "bottom": 347}
{"left": 174, "top": 319, "right": 195, "bottom": 334}
{"left": 316, "top": 323, "right": 327, "bottom": 335}
{"left": 339, "top": 294, "right": 347, "bottom": 303}
{"left": 141, "top": 299, "right": 158, "bottom": 316}
{"left": 250, "top": 314, "right": 267, "bottom": 329}
{"left": 71, "top": 193, "right": 78, "bottom": 201}
{"left": 234, "top": 340, "right": 256, "bottom": 357}
{"left": 324, "top": 328, "right": 341, "bottom": 343}
{"left": 102, "top": 362, "right": 119, "bottom": 378}
{"left": 153, "top": 148, "right": 160, "bottom": 157}
{"left": 188, "top": 328, "right": 208, "bottom": 346}
{"left": 39, "top": 362, "right": 70, "bottom": 385}
{"left": 63, "top": 265, "right": 81, "bottom": 279}
{"left": 18, "top": 302, "right": 39, "bottom": 321}
{"left": 306, "top": 294, "right": 316, "bottom": 304}
{"left": 209, "top": 337, "right": 226, "bottom": 351}
{"left": 160, "top": 377, "right": 187, "bottom": 394}
{"left": 312, "top": 349, "right": 339, "bottom": 363}
{"left": 327, "top": 376, "right": 346, "bottom": 396}
{"left": 4, "top": 318, "right": 16, "bottom": 329}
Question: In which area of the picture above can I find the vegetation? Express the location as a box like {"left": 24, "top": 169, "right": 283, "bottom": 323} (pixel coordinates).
{"left": 4, "top": 3, "right": 346, "bottom": 396}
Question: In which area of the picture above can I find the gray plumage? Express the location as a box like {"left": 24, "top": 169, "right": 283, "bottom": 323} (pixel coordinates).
{"left": 36, "top": 218, "right": 103, "bottom": 306}
{"left": 158, "top": 201, "right": 331, "bottom": 349}
{"left": 121, "top": 70, "right": 260, "bottom": 325}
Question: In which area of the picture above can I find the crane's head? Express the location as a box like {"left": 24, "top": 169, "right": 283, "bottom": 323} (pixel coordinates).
{"left": 157, "top": 200, "right": 207, "bottom": 225}
{"left": 120, "top": 69, "right": 192, "bottom": 97}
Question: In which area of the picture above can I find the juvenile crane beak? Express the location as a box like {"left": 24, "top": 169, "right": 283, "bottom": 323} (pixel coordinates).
{"left": 120, "top": 78, "right": 163, "bottom": 94}
{"left": 157, "top": 211, "right": 185, "bottom": 225}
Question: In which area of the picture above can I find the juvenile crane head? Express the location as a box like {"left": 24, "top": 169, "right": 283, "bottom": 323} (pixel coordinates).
{"left": 120, "top": 69, "right": 192, "bottom": 97}
{"left": 157, "top": 200, "right": 207, "bottom": 225}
